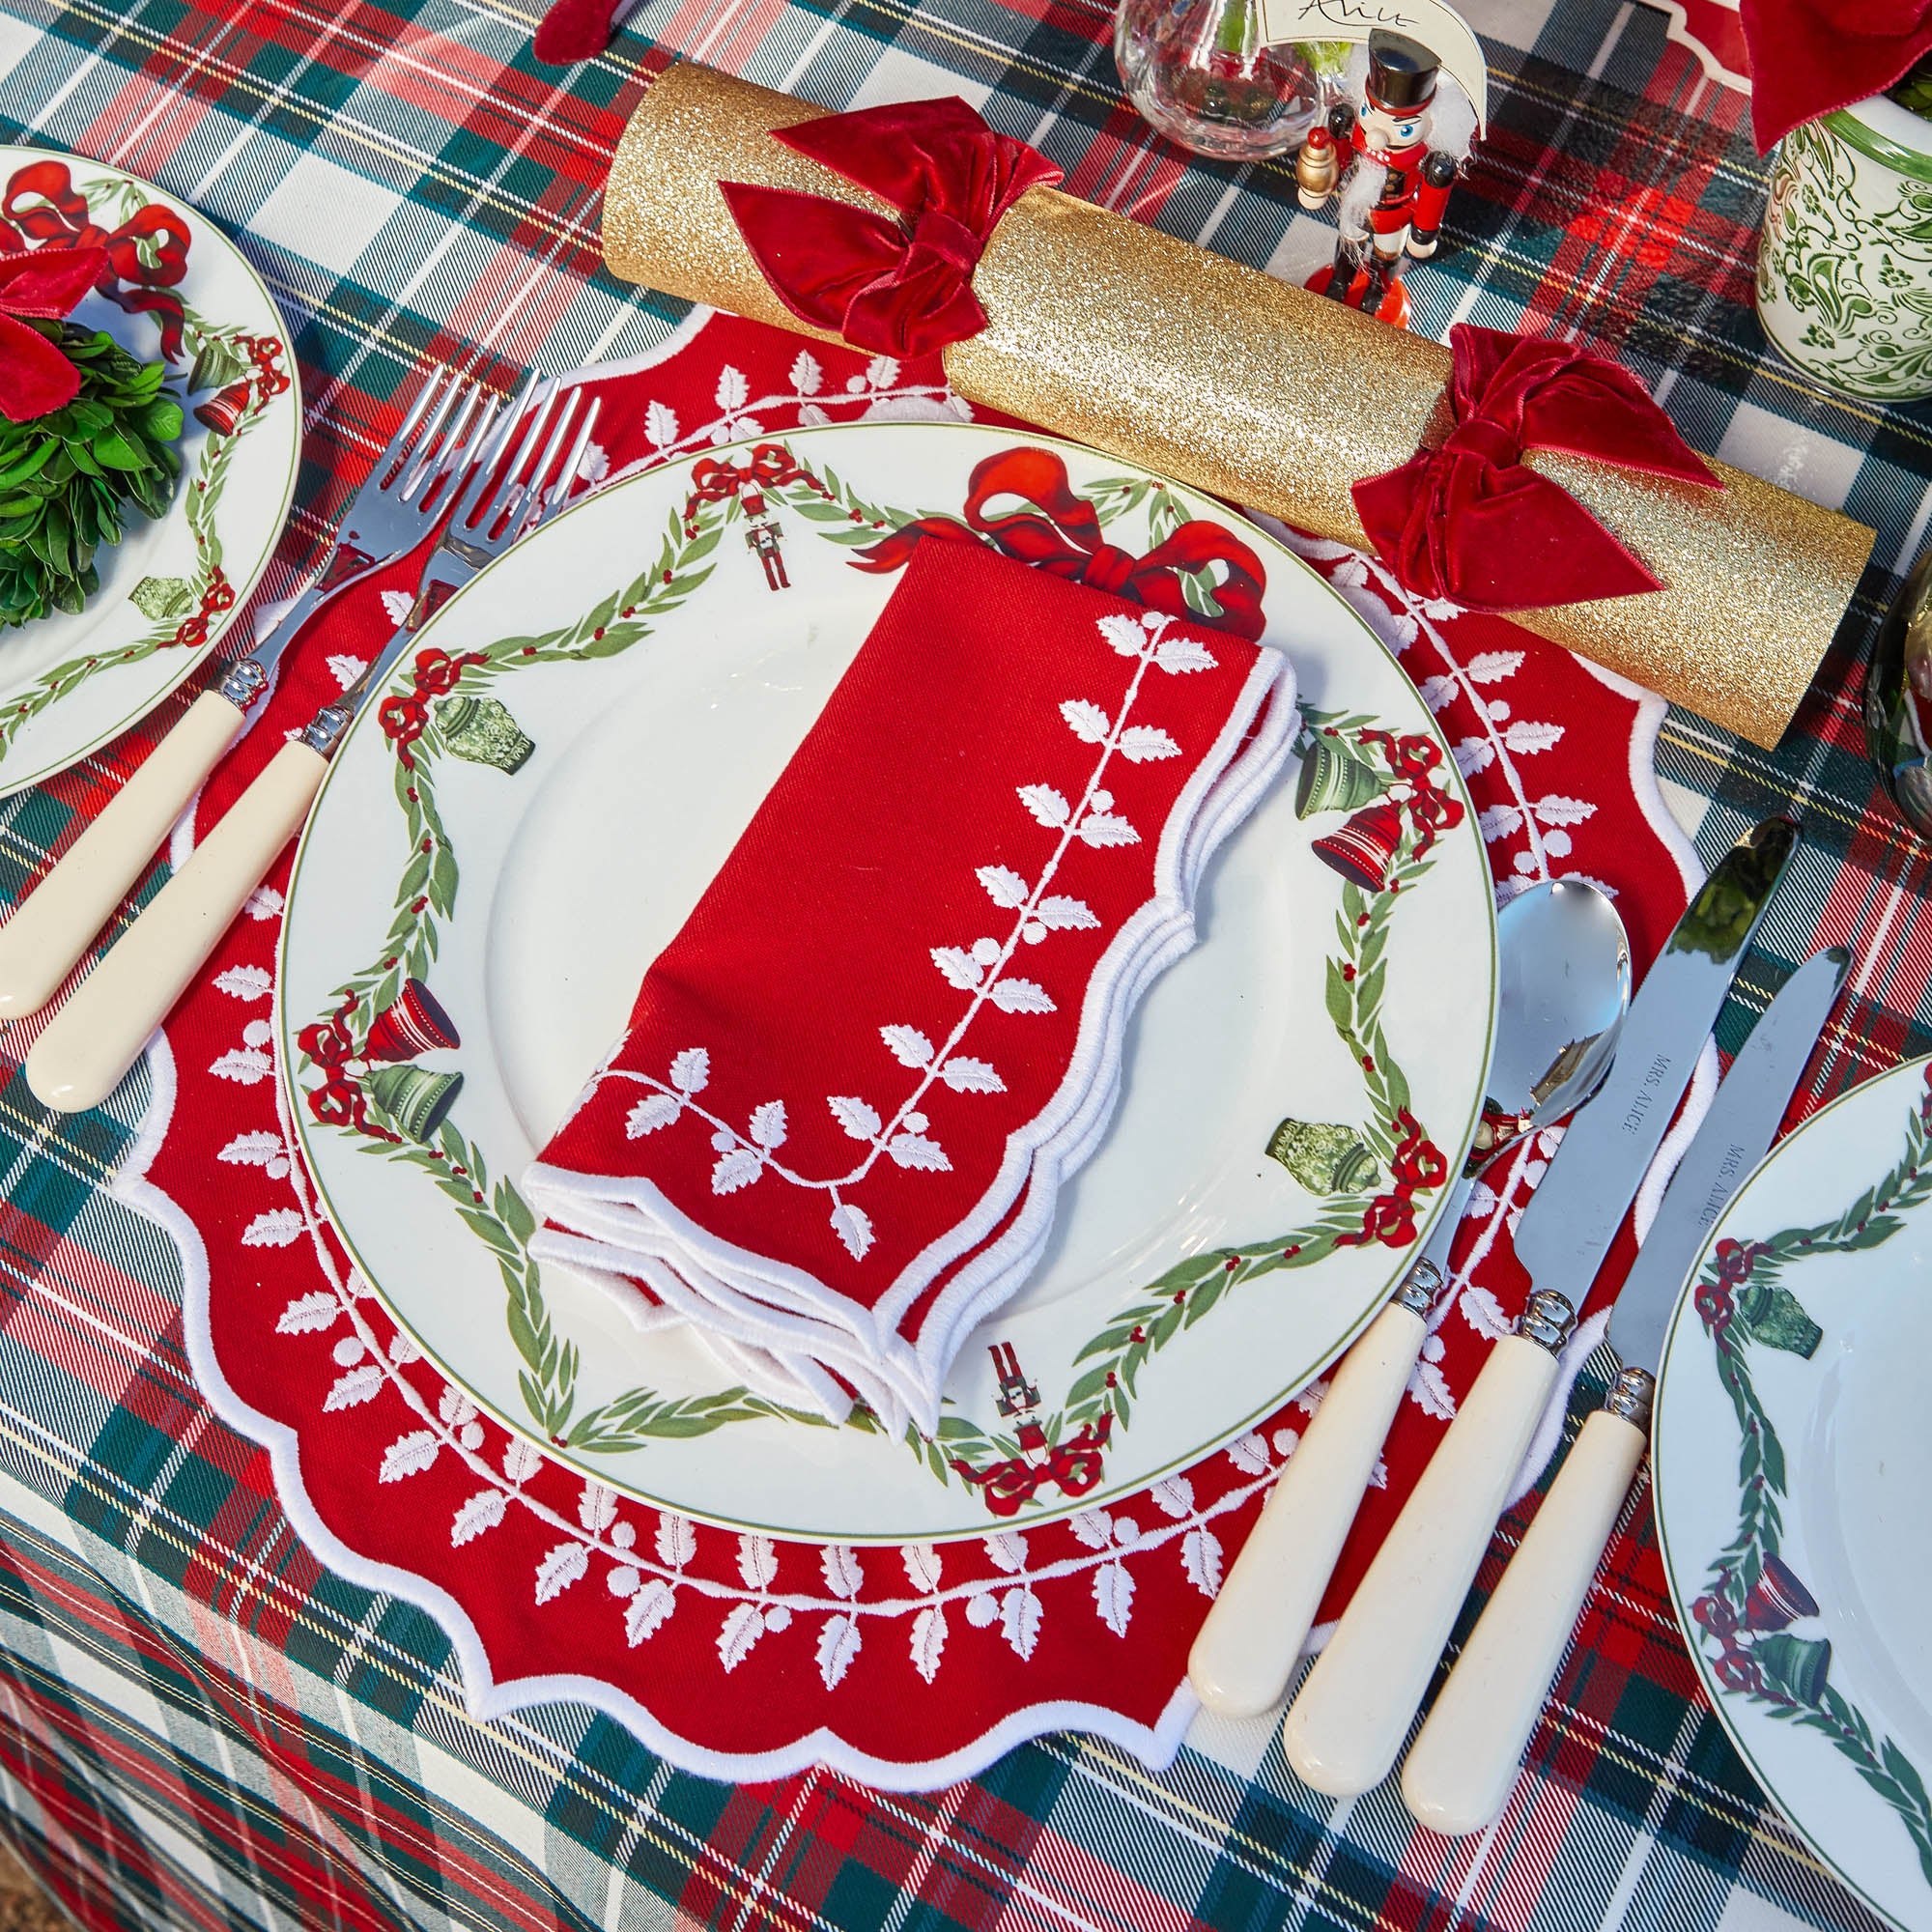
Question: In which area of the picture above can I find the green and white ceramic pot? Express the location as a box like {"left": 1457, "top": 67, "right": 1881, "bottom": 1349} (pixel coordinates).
{"left": 1756, "top": 96, "right": 1932, "bottom": 402}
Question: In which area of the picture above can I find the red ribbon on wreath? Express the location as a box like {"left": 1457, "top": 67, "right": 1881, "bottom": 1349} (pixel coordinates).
{"left": 952, "top": 1414, "right": 1113, "bottom": 1518}
{"left": 295, "top": 997, "right": 396, "bottom": 1142}
{"left": 681, "top": 443, "right": 828, "bottom": 535}
{"left": 1359, "top": 725, "right": 1464, "bottom": 863}
{"left": 0, "top": 160, "right": 192, "bottom": 360}
{"left": 854, "top": 447, "right": 1267, "bottom": 639}
{"left": 1338, "top": 1107, "right": 1448, "bottom": 1251}
{"left": 378, "top": 648, "right": 488, "bottom": 768}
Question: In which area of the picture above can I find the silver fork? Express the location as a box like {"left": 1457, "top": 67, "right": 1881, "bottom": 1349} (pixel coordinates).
{"left": 24, "top": 380, "right": 601, "bottom": 1116}
{"left": 0, "top": 373, "right": 498, "bottom": 1021}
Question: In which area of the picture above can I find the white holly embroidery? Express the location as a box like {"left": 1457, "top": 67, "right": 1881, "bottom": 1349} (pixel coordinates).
{"left": 604, "top": 611, "right": 1215, "bottom": 1258}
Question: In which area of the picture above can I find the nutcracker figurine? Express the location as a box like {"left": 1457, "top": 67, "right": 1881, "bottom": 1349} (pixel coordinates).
{"left": 1293, "top": 30, "right": 1463, "bottom": 330}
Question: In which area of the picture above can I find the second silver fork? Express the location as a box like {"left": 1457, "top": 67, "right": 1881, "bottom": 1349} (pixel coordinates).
{"left": 0, "top": 371, "right": 499, "bottom": 1021}
{"left": 23, "top": 379, "right": 600, "bottom": 1115}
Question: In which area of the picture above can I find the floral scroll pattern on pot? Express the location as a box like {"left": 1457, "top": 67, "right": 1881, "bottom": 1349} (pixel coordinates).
{"left": 291, "top": 440, "right": 1459, "bottom": 1513}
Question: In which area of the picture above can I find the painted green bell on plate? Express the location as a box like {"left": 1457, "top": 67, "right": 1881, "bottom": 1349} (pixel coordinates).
{"left": 129, "top": 575, "right": 194, "bottom": 622}
{"left": 1752, "top": 1632, "right": 1833, "bottom": 1707}
{"left": 367, "top": 1063, "right": 464, "bottom": 1144}
{"left": 1294, "top": 732, "right": 1383, "bottom": 818}
{"left": 1265, "top": 1117, "right": 1379, "bottom": 1195}
{"left": 436, "top": 694, "right": 534, "bottom": 774}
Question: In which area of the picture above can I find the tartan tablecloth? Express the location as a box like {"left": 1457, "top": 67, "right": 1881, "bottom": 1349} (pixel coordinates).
{"left": 0, "top": 0, "right": 1922, "bottom": 1927}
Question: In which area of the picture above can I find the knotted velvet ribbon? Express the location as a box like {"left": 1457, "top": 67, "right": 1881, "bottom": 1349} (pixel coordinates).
{"left": 1, "top": 160, "right": 192, "bottom": 360}
{"left": 1351, "top": 325, "right": 1719, "bottom": 611}
{"left": 1738, "top": 0, "right": 1932, "bottom": 150}
{"left": 857, "top": 446, "right": 1268, "bottom": 639}
{"left": 0, "top": 244, "right": 107, "bottom": 422}
{"left": 718, "top": 101, "right": 1064, "bottom": 360}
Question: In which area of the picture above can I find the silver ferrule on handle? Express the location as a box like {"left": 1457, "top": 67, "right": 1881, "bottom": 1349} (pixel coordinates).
{"left": 1394, "top": 1259, "right": 1440, "bottom": 1318}
{"left": 216, "top": 657, "right": 270, "bottom": 708}
{"left": 1604, "top": 1363, "right": 1655, "bottom": 1428}
{"left": 1518, "top": 1289, "right": 1577, "bottom": 1354}
{"left": 300, "top": 700, "right": 358, "bottom": 759}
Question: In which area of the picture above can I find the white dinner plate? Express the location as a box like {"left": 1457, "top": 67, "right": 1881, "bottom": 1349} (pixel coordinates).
{"left": 0, "top": 147, "right": 299, "bottom": 793}
{"left": 1656, "top": 1054, "right": 1932, "bottom": 1932}
{"left": 277, "top": 420, "right": 1495, "bottom": 1542}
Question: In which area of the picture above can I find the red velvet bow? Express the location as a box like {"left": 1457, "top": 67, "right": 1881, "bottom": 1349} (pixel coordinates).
{"left": 0, "top": 244, "right": 108, "bottom": 422}
{"left": 1352, "top": 324, "right": 1719, "bottom": 611}
{"left": 720, "top": 100, "right": 1063, "bottom": 359}
{"left": 0, "top": 160, "right": 192, "bottom": 360}
{"left": 854, "top": 446, "right": 1268, "bottom": 639}
{"left": 1739, "top": 0, "right": 1932, "bottom": 150}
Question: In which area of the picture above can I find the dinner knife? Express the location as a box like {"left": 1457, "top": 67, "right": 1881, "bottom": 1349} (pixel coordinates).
{"left": 1401, "top": 942, "right": 1850, "bottom": 1834}
{"left": 1280, "top": 814, "right": 1797, "bottom": 1798}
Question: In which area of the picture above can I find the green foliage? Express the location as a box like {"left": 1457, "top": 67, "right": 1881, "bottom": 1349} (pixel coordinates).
{"left": 0, "top": 322, "right": 183, "bottom": 627}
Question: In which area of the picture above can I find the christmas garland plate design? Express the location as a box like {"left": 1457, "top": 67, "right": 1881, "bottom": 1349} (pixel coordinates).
{"left": 1655, "top": 1055, "right": 1932, "bottom": 1932}
{"left": 0, "top": 150, "right": 299, "bottom": 792}
{"left": 275, "top": 419, "right": 1496, "bottom": 1544}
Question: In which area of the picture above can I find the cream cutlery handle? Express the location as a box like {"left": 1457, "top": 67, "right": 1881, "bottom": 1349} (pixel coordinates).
{"left": 1281, "top": 1320, "right": 1567, "bottom": 1796}
{"left": 0, "top": 692, "right": 246, "bottom": 1021}
{"left": 1189, "top": 1298, "right": 1427, "bottom": 1718}
{"left": 1401, "top": 1405, "right": 1646, "bottom": 1835}
{"left": 24, "top": 741, "right": 327, "bottom": 1113}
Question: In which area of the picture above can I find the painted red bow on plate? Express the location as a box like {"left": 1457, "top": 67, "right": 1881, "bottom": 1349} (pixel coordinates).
{"left": 719, "top": 102, "right": 1063, "bottom": 359}
{"left": 1352, "top": 324, "right": 1719, "bottom": 611}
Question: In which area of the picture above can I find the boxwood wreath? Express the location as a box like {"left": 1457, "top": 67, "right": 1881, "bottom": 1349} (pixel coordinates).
{"left": 0, "top": 161, "right": 289, "bottom": 758}
{"left": 293, "top": 441, "right": 1460, "bottom": 1510}
{"left": 1684, "top": 1065, "right": 1932, "bottom": 1884}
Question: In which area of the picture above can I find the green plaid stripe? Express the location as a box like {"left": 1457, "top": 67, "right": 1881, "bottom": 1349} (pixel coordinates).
{"left": 0, "top": 0, "right": 1919, "bottom": 1926}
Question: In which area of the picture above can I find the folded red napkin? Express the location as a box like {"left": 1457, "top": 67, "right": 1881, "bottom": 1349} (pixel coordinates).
{"left": 526, "top": 540, "right": 1295, "bottom": 1432}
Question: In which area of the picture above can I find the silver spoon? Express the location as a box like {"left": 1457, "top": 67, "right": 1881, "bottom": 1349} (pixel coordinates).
{"left": 1188, "top": 877, "right": 1632, "bottom": 1719}
{"left": 1864, "top": 546, "right": 1932, "bottom": 834}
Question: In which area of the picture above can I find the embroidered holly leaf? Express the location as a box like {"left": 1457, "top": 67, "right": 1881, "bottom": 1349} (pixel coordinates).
{"left": 711, "top": 1147, "right": 764, "bottom": 1194}
{"left": 1068, "top": 1509, "right": 1113, "bottom": 1550}
{"left": 1478, "top": 804, "right": 1524, "bottom": 842}
{"left": 1096, "top": 612, "right": 1147, "bottom": 658}
{"left": 380, "top": 1432, "right": 440, "bottom": 1482}
{"left": 1182, "top": 1525, "right": 1224, "bottom": 1598}
{"left": 865, "top": 353, "right": 900, "bottom": 389}
{"left": 1117, "top": 724, "right": 1180, "bottom": 763}
{"left": 983, "top": 1530, "right": 1028, "bottom": 1574}
{"left": 714, "top": 365, "right": 749, "bottom": 412}
{"left": 819, "top": 1544, "right": 864, "bottom": 1600}
{"left": 788, "top": 350, "right": 823, "bottom": 396}
{"left": 1226, "top": 1432, "right": 1271, "bottom": 1475}
{"left": 579, "top": 1481, "right": 617, "bottom": 1533}
{"left": 213, "top": 964, "right": 272, "bottom": 1001}
{"left": 1018, "top": 783, "right": 1071, "bottom": 829}
{"left": 887, "top": 1132, "right": 951, "bottom": 1172}
{"left": 903, "top": 1543, "right": 942, "bottom": 1593}
{"left": 718, "top": 1600, "right": 766, "bottom": 1671}
{"left": 1151, "top": 1475, "right": 1194, "bottom": 1519}
{"left": 910, "top": 1604, "right": 948, "bottom": 1683}
{"left": 1407, "top": 1351, "right": 1456, "bottom": 1419}
{"left": 656, "top": 1511, "right": 696, "bottom": 1568}
{"left": 1034, "top": 895, "right": 1098, "bottom": 930}
{"left": 737, "top": 1533, "right": 779, "bottom": 1590}
{"left": 502, "top": 1438, "right": 544, "bottom": 1482}
{"left": 627, "top": 1094, "right": 681, "bottom": 1137}
{"left": 817, "top": 1613, "right": 862, "bottom": 1689}
{"left": 828, "top": 1095, "right": 882, "bottom": 1141}
{"left": 1455, "top": 738, "right": 1496, "bottom": 778}
{"left": 1094, "top": 1560, "right": 1135, "bottom": 1636}
{"left": 644, "top": 399, "right": 678, "bottom": 449}
{"left": 1465, "top": 649, "right": 1524, "bottom": 683}
{"left": 1077, "top": 811, "right": 1139, "bottom": 848}
{"left": 1000, "top": 1584, "right": 1042, "bottom": 1659}
{"left": 989, "top": 979, "right": 1056, "bottom": 1014}
{"left": 880, "top": 1025, "right": 934, "bottom": 1068}
{"left": 830, "top": 1201, "right": 874, "bottom": 1260}
{"left": 748, "top": 1100, "right": 787, "bottom": 1149}
{"left": 626, "top": 1577, "right": 676, "bottom": 1644}
{"left": 452, "top": 1489, "right": 508, "bottom": 1546}
{"left": 440, "top": 1384, "right": 478, "bottom": 1427}
{"left": 977, "top": 865, "right": 1031, "bottom": 908}
{"left": 325, "top": 1365, "right": 384, "bottom": 1410}
{"left": 535, "top": 1541, "right": 589, "bottom": 1603}
{"left": 931, "top": 946, "right": 982, "bottom": 990}
{"left": 669, "top": 1047, "right": 710, "bottom": 1094}
{"left": 1417, "top": 674, "right": 1458, "bottom": 713}
{"left": 276, "top": 1292, "right": 338, "bottom": 1335}
{"left": 1153, "top": 635, "right": 1216, "bottom": 673}
{"left": 243, "top": 1208, "right": 302, "bottom": 1248}
{"left": 1060, "top": 698, "right": 1111, "bottom": 744}
{"left": 1534, "top": 794, "right": 1594, "bottom": 827}
{"left": 939, "top": 1057, "right": 1004, "bottom": 1094}
{"left": 1503, "top": 719, "right": 1563, "bottom": 754}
